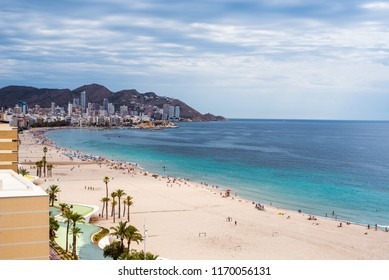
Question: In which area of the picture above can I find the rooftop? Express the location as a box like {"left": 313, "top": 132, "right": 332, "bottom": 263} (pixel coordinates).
{"left": 0, "top": 170, "right": 47, "bottom": 198}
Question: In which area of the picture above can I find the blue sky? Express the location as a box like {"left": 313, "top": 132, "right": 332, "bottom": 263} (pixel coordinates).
{"left": 1, "top": 0, "right": 389, "bottom": 119}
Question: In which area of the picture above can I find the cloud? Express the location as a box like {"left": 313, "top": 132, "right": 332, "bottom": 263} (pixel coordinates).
{"left": 1, "top": 0, "right": 389, "bottom": 119}
{"left": 361, "top": 2, "right": 389, "bottom": 10}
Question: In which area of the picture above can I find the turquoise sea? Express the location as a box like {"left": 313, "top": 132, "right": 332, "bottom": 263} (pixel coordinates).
{"left": 46, "top": 119, "right": 389, "bottom": 227}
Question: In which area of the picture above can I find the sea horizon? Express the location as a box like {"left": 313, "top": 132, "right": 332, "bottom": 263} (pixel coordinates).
{"left": 45, "top": 119, "right": 389, "bottom": 228}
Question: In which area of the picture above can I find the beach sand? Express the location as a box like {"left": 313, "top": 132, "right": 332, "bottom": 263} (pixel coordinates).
{"left": 19, "top": 128, "right": 389, "bottom": 260}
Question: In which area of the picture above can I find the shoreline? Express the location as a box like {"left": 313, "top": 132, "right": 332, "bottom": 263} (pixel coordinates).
{"left": 40, "top": 127, "right": 386, "bottom": 229}
{"left": 19, "top": 127, "right": 389, "bottom": 259}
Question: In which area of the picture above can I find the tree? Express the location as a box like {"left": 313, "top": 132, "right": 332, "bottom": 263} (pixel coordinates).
{"left": 110, "top": 191, "right": 118, "bottom": 217}
{"left": 47, "top": 163, "right": 53, "bottom": 177}
{"left": 49, "top": 216, "right": 60, "bottom": 241}
{"left": 103, "top": 176, "right": 110, "bottom": 199}
{"left": 68, "top": 212, "right": 84, "bottom": 254}
{"left": 63, "top": 210, "right": 74, "bottom": 253}
{"left": 19, "top": 167, "right": 29, "bottom": 176}
{"left": 46, "top": 184, "right": 61, "bottom": 206}
{"left": 43, "top": 147, "right": 48, "bottom": 175}
{"left": 123, "top": 196, "right": 133, "bottom": 222}
{"left": 116, "top": 189, "right": 126, "bottom": 219}
{"left": 70, "top": 212, "right": 85, "bottom": 232}
{"left": 100, "top": 197, "right": 110, "bottom": 219}
{"left": 119, "top": 250, "right": 159, "bottom": 260}
{"left": 59, "top": 203, "right": 69, "bottom": 214}
{"left": 70, "top": 227, "right": 83, "bottom": 259}
{"left": 103, "top": 241, "right": 123, "bottom": 260}
{"left": 42, "top": 156, "right": 47, "bottom": 177}
{"left": 36, "top": 161, "right": 43, "bottom": 177}
{"left": 110, "top": 221, "right": 128, "bottom": 252}
{"left": 125, "top": 225, "right": 143, "bottom": 254}
{"left": 111, "top": 200, "right": 118, "bottom": 223}
{"left": 100, "top": 197, "right": 108, "bottom": 217}
{"left": 103, "top": 176, "right": 110, "bottom": 219}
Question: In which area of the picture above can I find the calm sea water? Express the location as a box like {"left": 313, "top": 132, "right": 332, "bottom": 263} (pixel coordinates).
{"left": 46, "top": 119, "right": 389, "bottom": 226}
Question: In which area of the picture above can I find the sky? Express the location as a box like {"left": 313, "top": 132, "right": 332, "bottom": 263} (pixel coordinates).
{"left": 1, "top": 0, "right": 389, "bottom": 120}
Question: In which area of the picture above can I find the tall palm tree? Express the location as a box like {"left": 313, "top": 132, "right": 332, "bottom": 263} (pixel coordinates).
{"left": 42, "top": 156, "right": 47, "bottom": 177}
{"left": 70, "top": 212, "right": 85, "bottom": 232}
{"left": 70, "top": 227, "right": 83, "bottom": 259}
{"left": 103, "top": 176, "right": 110, "bottom": 219}
{"left": 63, "top": 210, "right": 74, "bottom": 253}
{"left": 19, "top": 167, "right": 29, "bottom": 176}
{"left": 36, "top": 161, "right": 43, "bottom": 177}
{"left": 125, "top": 225, "right": 143, "bottom": 254}
{"left": 100, "top": 197, "right": 108, "bottom": 217}
{"left": 47, "top": 163, "right": 53, "bottom": 177}
{"left": 43, "top": 146, "right": 48, "bottom": 157}
{"left": 110, "top": 221, "right": 128, "bottom": 252}
{"left": 110, "top": 191, "right": 118, "bottom": 217}
{"left": 46, "top": 184, "right": 61, "bottom": 206}
{"left": 111, "top": 200, "right": 118, "bottom": 223}
{"left": 116, "top": 189, "right": 126, "bottom": 219}
{"left": 101, "top": 197, "right": 110, "bottom": 219}
{"left": 123, "top": 196, "right": 133, "bottom": 222}
{"left": 103, "top": 176, "right": 110, "bottom": 199}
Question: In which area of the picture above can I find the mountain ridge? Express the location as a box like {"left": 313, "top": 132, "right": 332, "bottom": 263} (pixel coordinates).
{"left": 0, "top": 84, "right": 226, "bottom": 122}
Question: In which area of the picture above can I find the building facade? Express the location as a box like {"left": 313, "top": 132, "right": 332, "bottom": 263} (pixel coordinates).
{"left": 0, "top": 122, "right": 18, "bottom": 173}
{"left": 0, "top": 170, "right": 49, "bottom": 260}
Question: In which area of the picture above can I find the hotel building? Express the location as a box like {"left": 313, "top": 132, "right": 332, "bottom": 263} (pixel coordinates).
{"left": 0, "top": 122, "right": 49, "bottom": 260}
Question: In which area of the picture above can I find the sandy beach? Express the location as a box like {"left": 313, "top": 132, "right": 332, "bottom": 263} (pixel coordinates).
{"left": 19, "top": 128, "right": 389, "bottom": 260}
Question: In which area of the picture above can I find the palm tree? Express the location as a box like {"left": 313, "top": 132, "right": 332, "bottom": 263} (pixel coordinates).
{"left": 70, "top": 227, "right": 83, "bottom": 259}
{"left": 49, "top": 216, "right": 60, "bottom": 241}
{"left": 100, "top": 197, "right": 109, "bottom": 217}
{"left": 110, "top": 221, "right": 128, "bottom": 252}
{"left": 43, "top": 146, "right": 48, "bottom": 157}
{"left": 125, "top": 225, "right": 143, "bottom": 254}
{"left": 36, "top": 161, "right": 43, "bottom": 177}
{"left": 111, "top": 200, "right": 118, "bottom": 223}
{"left": 116, "top": 189, "right": 126, "bottom": 219}
{"left": 46, "top": 184, "right": 61, "bottom": 206}
{"left": 110, "top": 191, "right": 118, "bottom": 217}
{"left": 103, "top": 176, "right": 110, "bottom": 199}
{"left": 19, "top": 167, "right": 29, "bottom": 176}
{"left": 59, "top": 203, "right": 69, "bottom": 214}
{"left": 47, "top": 163, "right": 53, "bottom": 177}
{"left": 42, "top": 156, "right": 47, "bottom": 177}
{"left": 70, "top": 212, "right": 85, "bottom": 232}
{"left": 100, "top": 197, "right": 110, "bottom": 219}
{"left": 123, "top": 196, "right": 133, "bottom": 222}
{"left": 103, "top": 176, "right": 110, "bottom": 219}
{"left": 63, "top": 210, "right": 74, "bottom": 252}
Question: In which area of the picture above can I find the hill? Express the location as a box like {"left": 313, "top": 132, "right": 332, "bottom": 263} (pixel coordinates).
{"left": 0, "top": 84, "right": 226, "bottom": 121}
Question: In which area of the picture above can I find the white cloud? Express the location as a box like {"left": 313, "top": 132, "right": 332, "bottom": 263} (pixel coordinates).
{"left": 361, "top": 2, "right": 389, "bottom": 10}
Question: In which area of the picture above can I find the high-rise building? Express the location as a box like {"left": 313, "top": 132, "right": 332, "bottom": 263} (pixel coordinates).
{"left": 17, "top": 101, "right": 28, "bottom": 115}
{"left": 103, "top": 98, "right": 108, "bottom": 111}
{"left": 120, "top": 105, "right": 128, "bottom": 116}
{"left": 168, "top": 106, "right": 175, "bottom": 120}
{"left": 51, "top": 102, "right": 55, "bottom": 114}
{"left": 80, "top": 91, "right": 86, "bottom": 109}
{"left": 174, "top": 106, "right": 180, "bottom": 120}
{"left": 73, "top": 97, "right": 79, "bottom": 107}
{"left": 107, "top": 103, "right": 115, "bottom": 115}
{"left": 67, "top": 102, "right": 73, "bottom": 116}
